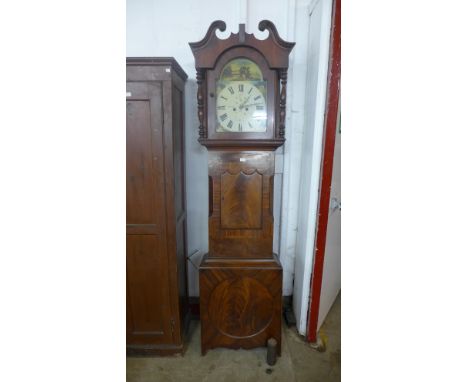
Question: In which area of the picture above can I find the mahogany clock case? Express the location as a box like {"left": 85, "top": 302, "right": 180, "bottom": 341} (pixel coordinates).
{"left": 190, "top": 21, "right": 295, "bottom": 356}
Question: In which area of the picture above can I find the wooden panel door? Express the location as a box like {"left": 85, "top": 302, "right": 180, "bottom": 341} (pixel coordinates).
{"left": 126, "top": 81, "right": 173, "bottom": 345}
{"left": 307, "top": 0, "right": 341, "bottom": 342}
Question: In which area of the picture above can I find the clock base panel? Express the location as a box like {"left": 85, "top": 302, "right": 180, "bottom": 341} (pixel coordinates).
{"left": 199, "top": 254, "right": 282, "bottom": 356}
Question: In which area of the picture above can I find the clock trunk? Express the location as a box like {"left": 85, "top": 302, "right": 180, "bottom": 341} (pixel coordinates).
{"left": 208, "top": 150, "right": 274, "bottom": 258}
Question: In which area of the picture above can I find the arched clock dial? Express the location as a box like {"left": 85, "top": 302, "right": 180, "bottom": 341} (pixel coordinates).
{"left": 216, "top": 81, "right": 267, "bottom": 132}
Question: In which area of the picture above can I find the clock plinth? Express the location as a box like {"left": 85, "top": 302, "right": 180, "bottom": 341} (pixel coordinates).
{"left": 199, "top": 254, "right": 282, "bottom": 356}
{"left": 190, "top": 21, "right": 294, "bottom": 356}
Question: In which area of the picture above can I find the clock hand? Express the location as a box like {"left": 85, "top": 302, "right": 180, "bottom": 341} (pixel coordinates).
{"left": 239, "top": 95, "right": 252, "bottom": 109}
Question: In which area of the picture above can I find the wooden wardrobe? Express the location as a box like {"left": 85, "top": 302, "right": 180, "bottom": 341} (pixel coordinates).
{"left": 126, "top": 57, "right": 189, "bottom": 355}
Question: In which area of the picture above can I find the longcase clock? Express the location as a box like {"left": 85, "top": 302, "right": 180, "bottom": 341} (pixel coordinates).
{"left": 189, "top": 20, "right": 295, "bottom": 355}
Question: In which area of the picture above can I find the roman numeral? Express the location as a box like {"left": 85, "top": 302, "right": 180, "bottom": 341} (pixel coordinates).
{"left": 220, "top": 113, "right": 228, "bottom": 121}
{"left": 238, "top": 84, "right": 244, "bottom": 92}
{"left": 239, "top": 123, "right": 242, "bottom": 131}
{"left": 221, "top": 96, "right": 227, "bottom": 100}
{"left": 227, "top": 120, "right": 233, "bottom": 129}
{"left": 248, "top": 87, "right": 253, "bottom": 94}
{"left": 254, "top": 95, "right": 261, "bottom": 101}
{"left": 228, "top": 87, "right": 234, "bottom": 94}
{"left": 256, "top": 105, "right": 264, "bottom": 110}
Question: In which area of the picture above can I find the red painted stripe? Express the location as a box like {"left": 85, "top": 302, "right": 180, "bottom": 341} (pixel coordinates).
{"left": 307, "top": 0, "right": 341, "bottom": 343}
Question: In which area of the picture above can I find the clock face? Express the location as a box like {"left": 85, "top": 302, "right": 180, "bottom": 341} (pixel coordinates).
{"left": 216, "top": 81, "right": 267, "bottom": 132}
{"left": 215, "top": 58, "right": 267, "bottom": 133}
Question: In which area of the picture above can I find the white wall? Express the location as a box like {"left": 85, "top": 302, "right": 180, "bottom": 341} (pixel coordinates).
{"left": 127, "top": 0, "right": 313, "bottom": 298}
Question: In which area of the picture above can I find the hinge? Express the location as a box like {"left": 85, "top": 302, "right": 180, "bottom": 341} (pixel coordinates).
{"left": 170, "top": 318, "right": 175, "bottom": 334}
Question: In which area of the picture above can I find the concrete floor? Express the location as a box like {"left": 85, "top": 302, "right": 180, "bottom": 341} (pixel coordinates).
{"left": 127, "top": 294, "right": 340, "bottom": 382}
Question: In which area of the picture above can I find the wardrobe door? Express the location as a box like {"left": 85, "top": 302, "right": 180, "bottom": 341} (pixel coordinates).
{"left": 126, "top": 82, "right": 173, "bottom": 345}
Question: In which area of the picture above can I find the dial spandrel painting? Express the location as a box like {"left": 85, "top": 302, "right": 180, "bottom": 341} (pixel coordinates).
{"left": 216, "top": 58, "right": 267, "bottom": 133}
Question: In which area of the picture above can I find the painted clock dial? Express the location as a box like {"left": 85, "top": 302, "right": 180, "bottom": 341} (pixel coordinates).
{"left": 215, "top": 58, "right": 267, "bottom": 133}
